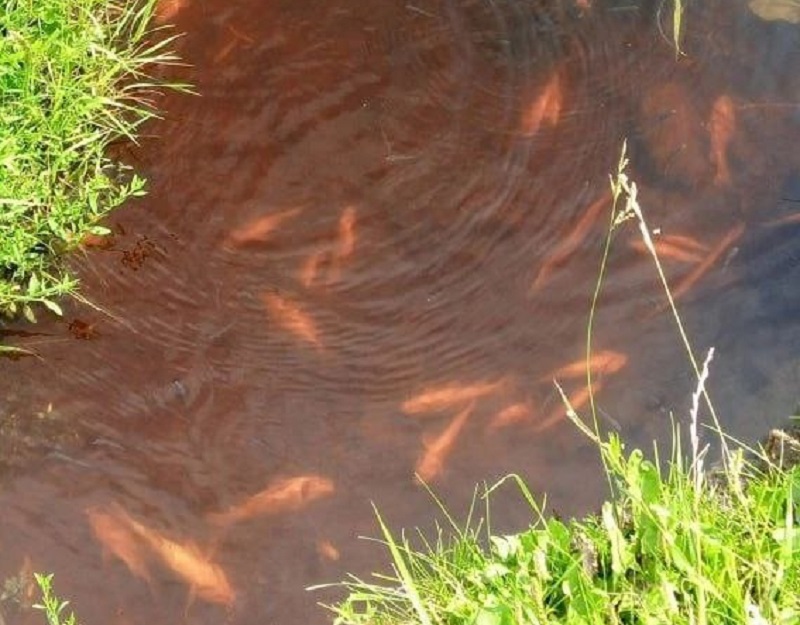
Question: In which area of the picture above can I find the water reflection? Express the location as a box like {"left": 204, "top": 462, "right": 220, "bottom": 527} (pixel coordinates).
{"left": 0, "top": 1, "right": 799, "bottom": 624}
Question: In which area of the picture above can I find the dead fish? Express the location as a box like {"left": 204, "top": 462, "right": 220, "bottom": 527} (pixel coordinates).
{"left": 262, "top": 292, "right": 322, "bottom": 348}
{"left": 487, "top": 401, "right": 533, "bottom": 431}
{"left": 709, "top": 95, "right": 736, "bottom": 186}
{"left": 225, "top": 208, "right": 302, "bottom": 247}
{"left": 670, "top": 222, "right": 745, "bottom": 302}
{"left": 541, "top": 349, "right": 628, "bottom": 382}
{"left": 416, "top": 404, "right": 473, "bottom": 483}
{"left": 402, "top": 379, "right": 505, "bottom": 414}
{"left": 208, "top": 475, "right": 335, "bottom": 527}
{"left": 530, "top": 193, "right": 610, "bottom": 293}
{"left": 101, "top": 504, "right": 235, "bottom": 606}
{"left": 521, "top": 71, "right": 563, "bottom": 137}
{"left": 86, "top": 506, "right": 151, "bottom": 583}
{"left": 535, "top": 382, "right": 603, "bottom": 433}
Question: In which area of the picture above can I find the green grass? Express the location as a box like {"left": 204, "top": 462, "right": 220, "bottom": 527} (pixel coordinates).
{"left": 319, "top": 148, "right": 800, "bottom": 625}
{"left": 33, "top": 574, "right": 79, "bottom": 625}
{"left": 0, "top": 0, "right": 185, "bottom": 326}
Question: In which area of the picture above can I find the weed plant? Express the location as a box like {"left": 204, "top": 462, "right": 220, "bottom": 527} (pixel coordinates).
{"left": 319, "top": 147, "right": 800, "bottom": 625}
{"left": 33, "top": 574, "right": 79, "bottom": 625}
{"left": 0, "top": 0, "right": 185, "bottom": 327}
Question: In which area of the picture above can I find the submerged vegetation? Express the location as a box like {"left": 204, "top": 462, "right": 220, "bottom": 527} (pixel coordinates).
{"left": 322, "top": 150, "right": 800, "bottom": 625}
{"left": 0, "top": 0, "right": 184, "bottom": 328}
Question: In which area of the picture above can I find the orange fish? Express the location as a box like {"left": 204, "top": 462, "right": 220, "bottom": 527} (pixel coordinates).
{"left": 300, "top": 250, "right": 326, "bottom": 287}
{"left": 208, "top": 475, "right": 335, "bottom": 527}
{"left": 535, "top": 382, "right": 603, "bottom": 433}
{"left": 155, "top": 0, "right": 189, "bottom": 24}
{"left": 402, "top": 379, "right": 506, "bottom": 414}
{"left": 416, "top": 404, "right": 472, "bottom": 482}
{"left": 487, "top": 401, "right": 533, "bottom": 431}
{"left": 531, "top": 193, "right": 610, "bottom": 293}
{"left": 709, "top": 95, "right": 736, "bottom": 186}
{"left": 337, "top": 206, "right": 357, "bottom": 259}
{"left": 262, "top": 292, "right": 322, "bottom": 348}
{"left": 227, "top": 24, "right": 255, "bottom": 45}
{"left": 225, "top": 208, "right": 302, "bottom": 247}
{"left": 630, "top": 235, "right": 707, "bottom": 264}
{"left": 521, "top": 71, "right": 563, "bottom": 136}
{"left": 670, "top": 222, "right": 745, "bottom": 302}
{"left": 659, "top": 234, "right": 709, "bottom": 253}
{"left": 766, "top": 212, "right": 800, "bottom": 227}
{"left": 98, "top": 503, "right": 235, "bottom": 606}
{"left": 87, "top": 506, "right": 152, "bottom": 583}
{"left": 541, "top": 349, "right": 628, "bottom": 382}
{"left": 631, "top": 239, "right": 704, "bottom": 264}
{"left": 213, "top": 38, "right": 239, "bottom": 65}
{"left": 316, "top": 539, "right": 341, "bottom": 562}
{"left": 328, "top": 206, "right": 357, "bottom": 284}
{"left": 213, "top": 25, "right": 254, "bottom": 65}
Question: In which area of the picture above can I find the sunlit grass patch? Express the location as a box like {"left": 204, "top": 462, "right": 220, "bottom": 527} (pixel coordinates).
{"left": 324, "top": 439, "right": 800, "bottom": 625}
{"left": 0, "top": 0, "right": 186, "bottom": 322}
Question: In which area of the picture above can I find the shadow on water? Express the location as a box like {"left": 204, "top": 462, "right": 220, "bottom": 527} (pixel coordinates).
{"left": 1, "top": 0, "right": 799, "bottom": 623}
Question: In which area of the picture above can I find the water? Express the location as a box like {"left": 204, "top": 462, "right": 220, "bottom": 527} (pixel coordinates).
{"left": 1, "top": 1, "right": 799, "bottom": 623}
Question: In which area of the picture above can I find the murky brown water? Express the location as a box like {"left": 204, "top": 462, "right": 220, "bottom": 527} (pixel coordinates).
{"left": 1, "top": 0, "right": 799, "bottom": 623}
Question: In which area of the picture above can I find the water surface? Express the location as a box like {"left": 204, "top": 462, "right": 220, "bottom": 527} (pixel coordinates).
{"left": 1, "top": 1, "right": 799, "bottom": 623}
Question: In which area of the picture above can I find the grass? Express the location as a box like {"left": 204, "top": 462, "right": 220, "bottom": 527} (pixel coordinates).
{"left": 33, "top": 574, "right": 79, "bottom": 625}
{"left": 657, "top": 0, "right": 685, "bottom": 57}
{"left": 0, "top": 0, "right": 185, "bottom": 328}
{"left": 318, "top": 147, "right": 800, "bottom": 625}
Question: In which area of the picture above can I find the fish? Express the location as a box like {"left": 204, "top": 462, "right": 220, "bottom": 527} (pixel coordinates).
{"left": 155, "top": 0, "right": 188, "bottom": 24}
{"left": 669, "top": 222, "right": 745, "bottom": 302}
{"left": 213, "top": 38, "right": 239, "bottom": 65}
{"left": 86, "top": 506, "right": 152, "bottom": 583}
{"left": 709, "top": 95, "right": 736, "bottom": 186}
{"left": 300, "top": 250, "right": 326, "bottom": 287}
{"left": 416, "top": 404, "right": 473, "bottom": 483}
{"left": 540, "top": 349, "right": 628, "bottom": 382}
{"left": 262, "top": 292, "right": 322, "bottom": 348}
{"left": 225, "top": 208, "right": 302, "bottom": 248}
{"left": 658, "top": 233, "right": 709, "bottom": 253}
{"left": 487, "top": 402, "right": 534, "bottom": 431}
{"left": 535, "top": 382, "right": 603, "bottom": 433}
{"left": 630, "top": 240, "right": 704, "bottom": 264}
{"left": 227, "top": 24, "right": 255, "bottom": 45}
{"left": 96, "top": 503, "right": 235, "bottom": 606}
{"left": 208, "top": 475, "right": 335, "bottom": 527}
{"left": 630, "top": 236, "right": 707, "bottom": 264}
{"left": 337, "top": 206, "right": 357, "bottom": 260}
{"left": 327, "top": 206, "right": 357, "bottom": 284}
{"left": 316, "top": 540, "right": 341, "bottom": 562}
{"left": 530, "top": 193, "right": 610, "bottom": 293}
{"left": 402, "top": 379, "right": 506, "bottom": 414}
{"left": 766, "top": 212, "right": 800, "bottom": 227}
{"left": 521, "top": 71, "right": 563, "bottom": 137}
